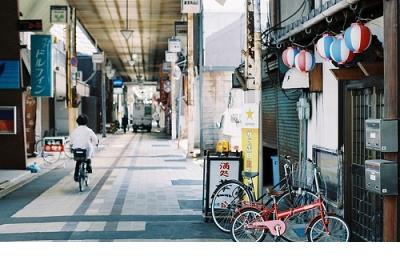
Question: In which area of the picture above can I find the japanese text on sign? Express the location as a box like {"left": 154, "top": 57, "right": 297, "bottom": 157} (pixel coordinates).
{"left": 31, "top": 35, "right": 53, "bottom": 97}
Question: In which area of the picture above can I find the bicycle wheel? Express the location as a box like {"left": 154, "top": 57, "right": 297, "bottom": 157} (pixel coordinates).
{"left": 78, "top": 164, "right": 86, "bottom": 192}
{"left": 42, "top": 151, "right": 61, "bottom": 163}
{"left": 231, "top": 208, "right": 266, "bottom": 242}
{"left": 64, "top": 138, "right": 74, "bottom": 159}
{"left": 211, "top": 180, "right": 254, "bottom": 233}
{"left": 307, "top": 215, "right": 350, "bottom": 242}
{"left": 276, "top": 189, "right": 319, "bottom": 242}
{"left": 34, "top": 139, "right": 44, "bottom": 156}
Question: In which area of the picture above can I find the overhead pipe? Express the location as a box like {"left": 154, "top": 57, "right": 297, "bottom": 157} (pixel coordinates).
{"left": 276, "top": 0, "right": 360, "bottom": 43}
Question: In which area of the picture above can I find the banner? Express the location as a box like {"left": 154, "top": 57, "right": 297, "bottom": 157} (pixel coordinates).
{"left": 31, "top": 35, "right": 53, "bottom": 97}
{"left": 241, "top": 103, "right": 260, "bottom": 197}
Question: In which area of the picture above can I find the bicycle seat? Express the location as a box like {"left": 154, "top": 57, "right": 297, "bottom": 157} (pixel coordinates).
{"left": 242, "top": 171, "right": 259, "bottom": 179}
{"left": 266, "top": 188, "right": 284, "bottom": 197}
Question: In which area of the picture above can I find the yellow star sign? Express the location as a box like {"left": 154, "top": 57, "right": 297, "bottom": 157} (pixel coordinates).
{"left": 246, "top": 109, "right": 254, "bottom": 119}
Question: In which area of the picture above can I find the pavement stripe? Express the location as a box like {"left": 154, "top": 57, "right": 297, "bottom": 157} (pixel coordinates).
{"left": 93, "top": 166, "right": 187, "bottom": 170}
{"left": 61, "top": 134, "right": 140, "bottom": 232}
{"left": 0, "top": 222, "right": 230, "bottom": 241}
{"left": 101, "top": 135, "right": 142, "bottom": 238}
{"left": 0, "top": 214, "right": 204, "bottom": 224}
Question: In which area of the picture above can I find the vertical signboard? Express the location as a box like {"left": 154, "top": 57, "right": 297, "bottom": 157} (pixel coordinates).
{"left": 31, "top": 35, "right": 53, "bottom": 97}
{"left": 241, "top": 103, "right": 260, "bottom": 197}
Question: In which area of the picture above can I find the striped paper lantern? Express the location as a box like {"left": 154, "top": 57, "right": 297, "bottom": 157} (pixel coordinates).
{"left": 344, "top": 22, "right": 372, "bottom": 53}
{"left": 316, "top": 34, "right": 335, "bottom": 60}
{"left": 330, "top": 35, "right": 355, "bottom": 64}
{"left": 294, "top": 50, "right": 315, "bottom": 72}
{"left": 282, "top": 46, "right": 299, "bottom": 68}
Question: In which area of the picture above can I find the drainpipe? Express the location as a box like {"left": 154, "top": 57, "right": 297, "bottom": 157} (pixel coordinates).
{"left": 276, "top": 0, "right": 360, "bottom": 43}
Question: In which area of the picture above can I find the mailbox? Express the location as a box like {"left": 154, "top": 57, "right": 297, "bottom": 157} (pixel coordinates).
{"left": 365, "top": 160, "right": 398, "bottom": 195}
{"left": 365, "top": 119, "right": 398, "bottom": 152}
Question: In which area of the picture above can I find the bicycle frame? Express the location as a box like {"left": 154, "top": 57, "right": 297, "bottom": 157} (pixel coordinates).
{"left": 246, "top": 196, "right": 327, "bottom": 237}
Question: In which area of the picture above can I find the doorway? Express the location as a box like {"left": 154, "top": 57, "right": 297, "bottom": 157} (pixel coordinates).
{"left": 341, "top": 80, "right": 384, "bottom": 241}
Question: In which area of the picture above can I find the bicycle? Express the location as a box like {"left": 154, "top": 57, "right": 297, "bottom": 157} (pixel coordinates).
{"left": 230, "top": 159, "right": 350, "bottom": 242}
{"left": 73, "top": 148, "right": 89, "bottom": 192}
{"left": 211, "top": 156, "right": 318, "bottom": 241}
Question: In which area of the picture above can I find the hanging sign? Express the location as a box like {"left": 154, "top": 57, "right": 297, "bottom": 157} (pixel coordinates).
{"left": 168, "top": 38, "right": 181, "bottom": 53}
{"left": 165, "top": 51, "right": 178, "bottom": 63}
{"left": 18, "top": 20, "right": 42, "bottom": 32}
{"left": 175, "top": 21, "right": 188, "bottom": 36}
{"left": 50, "top": 6, "right": 68, "bottom": 24}
{"left": 92, "top": 53, "right": 104, "bottom": 64}
{"left": 31, "top": 35, "right": 53, "bottom": 97}
{"left": 181, "top": 0, "right": 201, "bottom": 14}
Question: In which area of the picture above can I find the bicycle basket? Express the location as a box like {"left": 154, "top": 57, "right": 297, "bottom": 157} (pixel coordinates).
{"left": 291, "top": 161, "right": 318, "bottom": 191}
{"left": 73, "top": 149, "right": 87, "bottom": 161}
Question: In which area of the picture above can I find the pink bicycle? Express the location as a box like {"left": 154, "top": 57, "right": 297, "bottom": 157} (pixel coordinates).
{"left": 231, "top": 160, "right": 350, "bottom": 242}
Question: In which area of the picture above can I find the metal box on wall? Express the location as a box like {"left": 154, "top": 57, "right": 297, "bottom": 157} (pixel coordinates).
{"left": 365, "top": 119, "right": 398, "bottom": 152}
{"left": 365, "top": 160, "right": 398, "bottom": 195}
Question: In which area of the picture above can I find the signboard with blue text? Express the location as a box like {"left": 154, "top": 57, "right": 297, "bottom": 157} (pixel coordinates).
{"left": 0, "top": 60, "right": 20, "bottom": 89}
{"left": 31, "top": 35, "right": 53, "bottom": 97}
{"left": 113, "top": 79, "right": 123, "bottom": 88}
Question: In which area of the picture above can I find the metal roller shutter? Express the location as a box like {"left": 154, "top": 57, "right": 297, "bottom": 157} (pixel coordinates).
{"left": 262, "top": 85, "right": 278, "bottom": 149}
{"left": 277, "top": 89, "right": 301, "bottom": 161}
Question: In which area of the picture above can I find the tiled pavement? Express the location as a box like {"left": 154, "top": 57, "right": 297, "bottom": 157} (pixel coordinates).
{"left": 0, "top": 131, "right": 230, "bottom": 241}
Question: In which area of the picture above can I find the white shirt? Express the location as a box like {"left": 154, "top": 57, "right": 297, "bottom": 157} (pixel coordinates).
{"left": 70, "top": 125, "right": 98, "bottom": 149}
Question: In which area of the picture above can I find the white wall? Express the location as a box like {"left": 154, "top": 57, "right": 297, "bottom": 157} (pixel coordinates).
{"left": 307, "top": 61, "right": 339, "bottom": 159}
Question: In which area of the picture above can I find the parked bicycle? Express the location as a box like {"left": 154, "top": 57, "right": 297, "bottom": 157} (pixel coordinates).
{"left": 211, "top": 156, "right": 318, "bottom": 241}
{"left": 230, "top": 159, "right": 350, "bottom": 242}
{"left": 35, "top": 136, "right": 73, "bottom": 163}
{"left": 73, "top": 148, "right": 89, "bottom": 192}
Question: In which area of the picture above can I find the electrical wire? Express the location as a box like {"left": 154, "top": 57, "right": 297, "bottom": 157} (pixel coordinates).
{"left": 261, "top": 0, "right": 307, "bottom": 37}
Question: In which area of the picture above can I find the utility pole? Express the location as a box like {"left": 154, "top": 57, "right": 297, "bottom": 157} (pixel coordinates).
{"left": 171, "top": 60, "right": 177, "bottom": 139}
{"left": 67, "top": 7, "right": 78, "bottom": 135}
{"left": 242, "top": 0, "right": 263, "bottom": 198}
{"left": 187, "top": 13, "right": 195, "bottom": 157}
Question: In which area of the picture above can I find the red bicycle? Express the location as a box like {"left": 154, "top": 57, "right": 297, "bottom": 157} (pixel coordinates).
{"left": 231, "top": 160, "right": 350, "bottom": 242}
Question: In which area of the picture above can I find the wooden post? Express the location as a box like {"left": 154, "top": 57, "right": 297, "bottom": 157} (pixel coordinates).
{"left": 383, "top": 0, "right": 400, "bottom": 242}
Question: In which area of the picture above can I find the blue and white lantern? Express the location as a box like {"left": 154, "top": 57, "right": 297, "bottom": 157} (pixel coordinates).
{"left": 316, "top": 34, "right": 335, "bottom": 60}
{"left": 344, "top": 22, "right": 372, "bottom": 53}
{"left": 330, "top": 35, "right": 355, "bottom": 64}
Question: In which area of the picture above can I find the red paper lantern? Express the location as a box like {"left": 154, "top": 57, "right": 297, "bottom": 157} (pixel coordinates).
{"left": 294, "top": 50, "right": 315, "bottom": 72}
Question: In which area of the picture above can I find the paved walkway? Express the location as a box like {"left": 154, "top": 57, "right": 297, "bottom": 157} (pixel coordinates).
{"left": 0, "top": 132, "right": 230, "bottom": 241}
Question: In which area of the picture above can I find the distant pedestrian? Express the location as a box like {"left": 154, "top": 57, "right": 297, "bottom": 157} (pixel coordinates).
{"left": 122, "top": 115, "right": 128, "bottom": 133}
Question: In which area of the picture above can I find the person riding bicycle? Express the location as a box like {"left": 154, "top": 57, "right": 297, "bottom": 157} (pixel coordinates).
{"left": 70, "top": 114, "right": 99, "bottom": 181}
